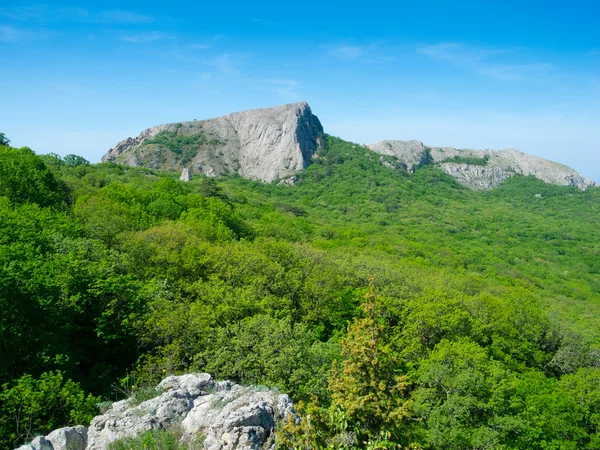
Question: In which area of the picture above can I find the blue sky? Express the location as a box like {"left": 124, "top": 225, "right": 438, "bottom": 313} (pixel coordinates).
{"left": 1, "top": 1, "right": 600, "bottom": 179}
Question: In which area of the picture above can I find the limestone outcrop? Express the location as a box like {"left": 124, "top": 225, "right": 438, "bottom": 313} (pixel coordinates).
{"left": 180, "top": 168, "right": 192, "bottom": 181}
{"left": 15, "top": 426, "right": 87, "bottom": 450}
{"left": 15, "top": 374, "right": 294, "bottom": 450}
{"left": 369, "top": 140, "right": 596, "bottom": 190}
{"left": 102, "top": 102, "right": 323, "bottom": 183}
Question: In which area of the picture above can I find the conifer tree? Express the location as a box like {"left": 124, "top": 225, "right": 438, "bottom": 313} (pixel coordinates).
{"left": 328, "top": 276, "right": 412, "bottom": 445}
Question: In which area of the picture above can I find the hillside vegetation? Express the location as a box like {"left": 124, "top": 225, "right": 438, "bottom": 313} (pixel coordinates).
{"left": 1, "top": 136, "right": 600, "bottom": 449}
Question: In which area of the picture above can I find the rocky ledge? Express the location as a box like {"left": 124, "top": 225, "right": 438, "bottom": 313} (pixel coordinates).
{"left": 16, "top": 373, "right": 294, "bottom": 450}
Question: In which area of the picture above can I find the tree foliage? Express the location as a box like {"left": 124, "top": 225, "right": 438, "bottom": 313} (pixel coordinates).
{"left": 2, "top": 139, "right": 600, "bottom": 448}
{"left": 0, "top": 372, "right": 98, "bottom": 447}
{"left": 0, "top": 145, "right": 66, "bottom": 207}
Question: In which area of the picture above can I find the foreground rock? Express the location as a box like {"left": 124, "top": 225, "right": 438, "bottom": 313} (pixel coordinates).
{"left": 16, "top": 373, "right": 293, "bottom": 450}
{"left": 102, "top": 102, "right": 323, "bottom": 183}
{"left": 369, "top": 140, "right": 596, "bottom": 190}
{"left": 15, "top": 426, "right": 87, "bottom": 450}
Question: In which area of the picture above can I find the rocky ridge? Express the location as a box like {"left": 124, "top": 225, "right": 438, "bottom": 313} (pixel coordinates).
{"left": 15, "top": 373, "right": 294, "bottom": 450}
{"left": 103, "top": 103, "right": 595, "bottom": 190}
{"left": 102, "top": 102, "right": 323, "bottom": 183}
{"left": 368, "top": 140, "right": 596, "bottom": 190}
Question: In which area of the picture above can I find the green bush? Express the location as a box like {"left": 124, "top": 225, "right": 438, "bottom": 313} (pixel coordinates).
{"left": 0, "top": 145, "right": 66, "bottom": 207}
{"left": 442, "top": 154, "right": 490, "bottom": 166}
{"left": 0, "top": 371, "right": 99, "bottom": 448}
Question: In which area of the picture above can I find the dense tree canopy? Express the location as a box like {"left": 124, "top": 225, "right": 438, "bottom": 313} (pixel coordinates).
{"left": 1, "top": 136, "right": 600, "bottom": 448}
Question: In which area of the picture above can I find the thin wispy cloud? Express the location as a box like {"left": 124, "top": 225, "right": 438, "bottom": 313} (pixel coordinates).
{"left": 0, "top": 24, "right": 47, "bottom": 43}
{"left": 213, "top": 54, "right": 248, "bottom": 76}
{"left": 329, "top": 43, "right": 394, "bottom": 63}
{"left": 417, "top": 42, "right": 551, "bottom": 81}
{"left": 331, "top": 45, "right": 366, "bottom": 61}
{"left": 189, "top": 43, "right": 209, "bottom": 50}
{"left": 264, "top": 79, "right": 300, "bottom": 98}
{"left": 478, "top": 63, "right": 552, "bottom": 81}
{"left": 98, "top": 10, "right": 153, "bottom": 24}
{"left": 120, "top": 32, "right": 167, "bottom": 44}
{"left": 417, "top": 42, "right": 500, "bottom": 63}
{"left": 0, "top": 5, "right": 153, "bottom": 24}
{"left": 585, "top": 48, "right": 599, "bottom": 56}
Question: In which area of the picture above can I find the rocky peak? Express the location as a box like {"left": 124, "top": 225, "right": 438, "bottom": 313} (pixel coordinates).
{"left": 102, "top": 102, "right": 323, "bottom": 183}
{"left": 369, "top": 140, "right": 596, "bottom": 190}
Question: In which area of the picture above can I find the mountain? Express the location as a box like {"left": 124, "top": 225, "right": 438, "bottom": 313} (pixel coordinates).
{"left": 103, "top": 102, "right": 594, "bottom": 190}
{"left": 101, "top": 102, "right": 323, "bottom": 183}
{"left": 369, "top": 140, "right": 596, "bottom": 190}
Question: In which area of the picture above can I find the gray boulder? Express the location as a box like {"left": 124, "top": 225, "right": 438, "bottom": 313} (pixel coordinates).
{"left": 15, "top": 426, "right": 87, "bottom": 450}
{"left": 180, "top": 168, "right": 192, "bottom": 181}
{"left": 14, "top": 435, "right": 52, "bottom": 450}
{"left": 84, "top": 373, "right": 293, "bottom": 450}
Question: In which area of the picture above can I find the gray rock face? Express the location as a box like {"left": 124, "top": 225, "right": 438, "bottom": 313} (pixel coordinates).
{"left": 180, "top": 168, "right": 192, "bottom": 181}
{"left": 15, "top": 426, "right": 87, "bottom": 450}
{"left": 369, "top": 140, "right": 431, "bottom": 171}
{"left": 368, "top": 140, "right": 596, "bottom": 190}
{"left": 102, "top": 102, "right": 323, "bottom": 183}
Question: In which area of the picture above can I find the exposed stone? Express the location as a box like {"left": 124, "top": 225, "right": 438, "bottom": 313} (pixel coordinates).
{"left": 369, "top": 140, "right": 596, "bottom": 190}
{"left": 369, "top": 140, "right": 430, "bottom": 171}
{"left": 102, "top": 102, "right": 323, "bottom": 183}
{"left": 15, "top": 426, "right": 86, "bottom": 450}
{"left": 13, "top": 374, "right": 292, "bottom": 450}
{"left": 47, "top": 426, "right": 87, "bottom": 450}
{"left": 180, "top": 168, "right": 192, "bottom": 181}
{"left": 14, "top": 435, "right": 52, "bottom": 450}
{"left": 84, "top": 373, "right": 289, "bottom": 450}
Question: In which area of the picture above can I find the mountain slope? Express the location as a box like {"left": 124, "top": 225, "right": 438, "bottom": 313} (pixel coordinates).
{"left": 3, "top": 137, "right": 600, "bottom": 449}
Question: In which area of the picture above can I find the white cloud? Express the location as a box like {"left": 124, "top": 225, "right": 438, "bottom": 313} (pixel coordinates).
{"left": 120, "top": 31, "right": 167, "bottom": 44}
{"left": 98, "top": 10, "right": 153, "bottom": 24}
{"left": 213, "top": 54, "right": 249, "bottom": 76}
{"left": 417, "top": 42, "right": 551, "bottom": 81}
{"left": 0, "top": 25, "right": 47, "bottom": 42}
{"left": 331, "top": 45, "right": 366, "bottom": 61}
{"left": 264, "top": 79, "right": 300, "bottom": 98}
{"left": 329, "top": 43, "right": 395, "bottom": 63}
{"left": 189, "top": 43, "right": 209, "bottom": 50}
{"left": 0, "top": 6, "right": 153, "bottom": 24}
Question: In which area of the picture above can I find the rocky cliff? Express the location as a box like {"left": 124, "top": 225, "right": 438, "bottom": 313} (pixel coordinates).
{"left": 368, "top": 140, "right": 596, "bottom": 190}
{"left": 102, "top": 102, "right": 323, "bottom": 183}
{"left": 16, "top": 373, "right": 294, "bottom": 450}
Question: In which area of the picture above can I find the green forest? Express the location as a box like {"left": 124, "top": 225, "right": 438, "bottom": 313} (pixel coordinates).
{"left": 1, "top": 135, "right": 600, "bottom": 449}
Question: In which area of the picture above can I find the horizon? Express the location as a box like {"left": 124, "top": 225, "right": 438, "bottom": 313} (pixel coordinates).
{"left": 2, "top": 0, "right": 599, "bottom": 180}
